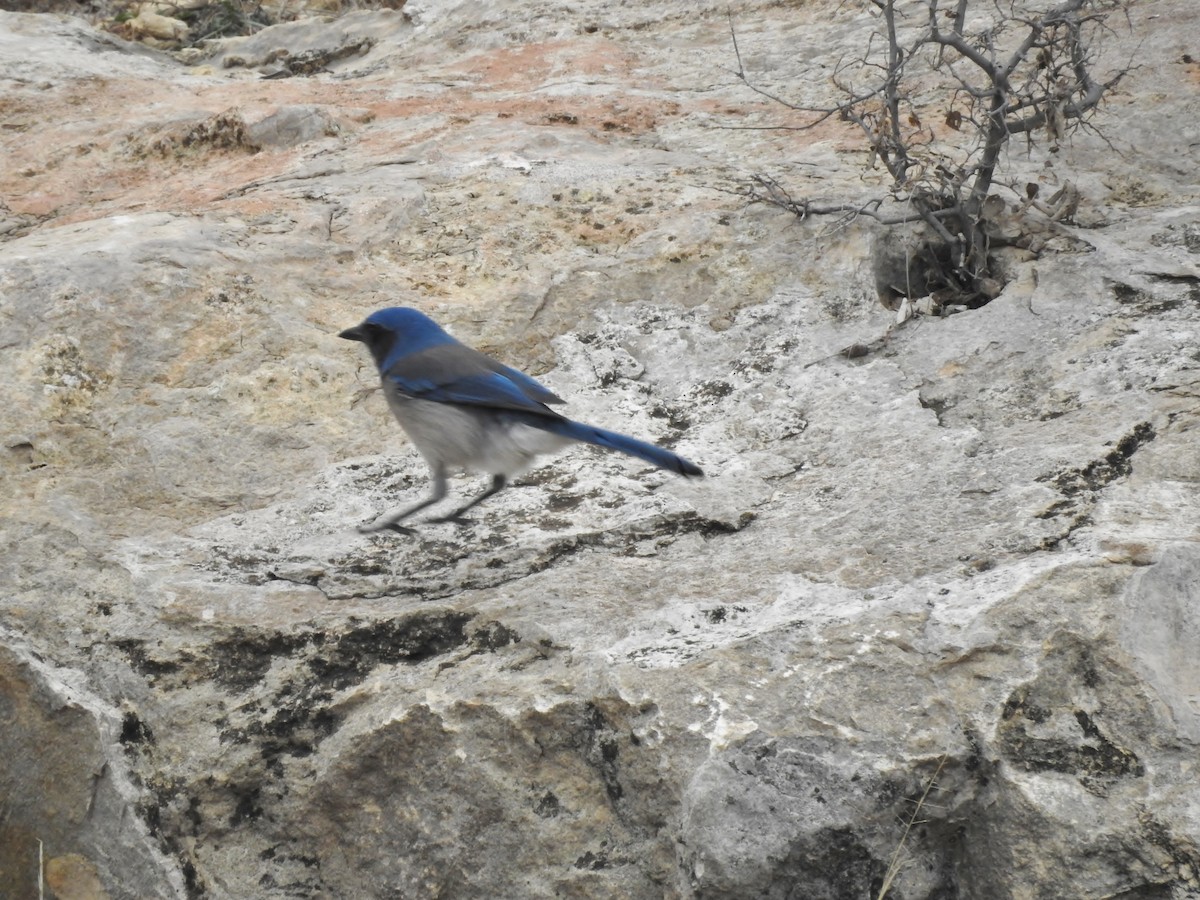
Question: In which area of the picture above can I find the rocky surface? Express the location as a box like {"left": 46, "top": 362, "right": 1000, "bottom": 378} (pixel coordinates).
{"left": 2, "top": 1, "right": 1200, "bottom": 897}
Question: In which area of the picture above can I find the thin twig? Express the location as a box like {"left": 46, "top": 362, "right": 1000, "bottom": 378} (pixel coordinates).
{"left": 877, "top": 755, "right": 948, "bottom": 900}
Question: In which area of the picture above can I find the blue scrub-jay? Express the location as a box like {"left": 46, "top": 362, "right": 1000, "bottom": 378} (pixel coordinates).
{"left": 340, "top": 307, "right": 702, "bottom": 533}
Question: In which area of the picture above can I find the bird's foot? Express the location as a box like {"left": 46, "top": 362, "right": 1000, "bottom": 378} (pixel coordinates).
{"left": 358, "top": 521, "right": 418, "bottom": 536}
{"left": 428, "top": 514, "right": 473, "bottom": 527}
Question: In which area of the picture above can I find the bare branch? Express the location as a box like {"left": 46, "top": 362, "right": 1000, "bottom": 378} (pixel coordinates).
{"left": 745, "top": 174, "right": 965, "bottom": 228}
{"left": 727, "top": 10, "right": 746, "bottom": 82}
{"left": 728, "top": 0, "right": 1131, "bottom": 308}
{"left": 930, "top": 14, "right": 1001, "bottom": 80}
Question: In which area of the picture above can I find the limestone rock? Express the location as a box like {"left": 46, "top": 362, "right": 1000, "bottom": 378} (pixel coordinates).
{"left": 128, "top": 7, "right": 188, "bottom": 45}
{"left": 0, "top": 637, "right": 182, "bottom": 899}
{"left": 1, "top": 1, "right": 1199, "bottom": 898}
{"left": 243, "top": 104, "right": 343, "bottom": 148}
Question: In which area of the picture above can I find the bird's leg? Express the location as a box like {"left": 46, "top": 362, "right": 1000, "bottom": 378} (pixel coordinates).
{"left": 429, "top": 474, "right": 507, "bottom": 525}
{"left": 359, "top": 467, "right": 448, "bottom": 534}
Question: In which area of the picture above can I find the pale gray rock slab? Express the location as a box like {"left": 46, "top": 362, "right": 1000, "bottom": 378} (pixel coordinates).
{"left": 0, "top": 10, "right": 181, "bottom": 81}
{"left": 200, "top": 9, "right": 413, "bottom": 74}
{"left": 1119, "top": 545, "right": 1200, "bottom": 743}
{"left": 2, "top": 1, "right": 1200, "bottom": 898}
{"left": 242, "top": 104, "right": 344, "bottom": 148}
{"left": 0, "top": 632, "right": 185, "bottom": 900}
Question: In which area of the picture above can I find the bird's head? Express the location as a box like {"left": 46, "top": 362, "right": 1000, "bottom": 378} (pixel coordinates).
{"left": 339, "top": 307, "right": 455, "bottom": 369}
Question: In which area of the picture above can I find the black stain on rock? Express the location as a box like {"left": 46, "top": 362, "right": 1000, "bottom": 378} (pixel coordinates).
{"left": 1047, "top": 421, "right": 1156, "bottom": 496}
{"left": 1035, "top": 421, "right": 1155, "bottom": 550}
{"left": 997, "top": 638, "right": 1145, "bottom": 789}
{"left": 309, "top": 610, "right": 473, "bottom": 690}
{"left": 209, "top": 630, "right": 313, "bottom": 692}
{"left": 110, "top": 638, "right": 186, "bottom": 683}
{"left": 578, "top": 703, "right": 625, "bottom": 805}
{"left": 534, "top": 790, "right": 561, "bottom": 818}
{"left": 119, "top": 709, "right": 154, "bottom": 748}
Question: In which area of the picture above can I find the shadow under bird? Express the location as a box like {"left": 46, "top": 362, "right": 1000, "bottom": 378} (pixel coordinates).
{"left": 339, "top": 307, "right": 703, "bottom": 533}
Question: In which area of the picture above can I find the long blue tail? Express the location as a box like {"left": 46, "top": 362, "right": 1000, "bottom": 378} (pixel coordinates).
{"left": 539, "top": 417, "right": 703, "bottom": 477}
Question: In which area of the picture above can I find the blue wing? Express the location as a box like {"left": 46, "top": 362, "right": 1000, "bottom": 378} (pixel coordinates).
{"left": 384, "top": 343, "right": 565, "bottom": 416}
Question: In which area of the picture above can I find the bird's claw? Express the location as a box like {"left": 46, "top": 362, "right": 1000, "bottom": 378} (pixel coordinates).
{"left": 429, "top": 514, "right": 473, "bottom": 526}
{"left": 357, "top": 521, "right": 417, "bottom": 536}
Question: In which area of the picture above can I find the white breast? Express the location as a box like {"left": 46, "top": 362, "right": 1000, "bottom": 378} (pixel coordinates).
{"left": 384, "top": 389, "right": 570, "bottom": 476}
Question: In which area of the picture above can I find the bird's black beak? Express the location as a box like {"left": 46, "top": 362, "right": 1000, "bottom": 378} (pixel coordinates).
{"left": 339, "top": 325, "right": 366, "bottom": 342}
